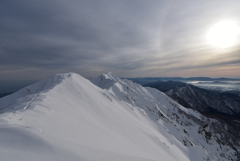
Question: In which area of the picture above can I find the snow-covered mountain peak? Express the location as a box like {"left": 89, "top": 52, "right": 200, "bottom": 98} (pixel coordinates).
{"left": 103, "top": 72, "right": 119, "bottom": 81}
{"left": 0, "top": 72, "right": 87, "bottom": 113}
{"left": 0, "top": 72, "right": 239, "bottom": 161}
{"left": 92, "top": 73, "right": 240, "bottom": 160}
{"left": 91, "top": 72, "right": 121, "bottom": 89}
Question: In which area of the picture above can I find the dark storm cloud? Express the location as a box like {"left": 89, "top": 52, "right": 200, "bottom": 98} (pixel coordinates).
{"left": 1, "top": 0, "right": 240, "bottom": 81}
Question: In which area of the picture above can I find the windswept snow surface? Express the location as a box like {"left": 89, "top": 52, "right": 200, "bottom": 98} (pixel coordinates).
{"left": 0, "top": 72, "right": 238, "bottom": 161}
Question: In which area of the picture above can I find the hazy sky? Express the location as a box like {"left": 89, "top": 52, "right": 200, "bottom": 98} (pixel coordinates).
{"left": 1, "top": 0, "right": 240, "bottom": 81}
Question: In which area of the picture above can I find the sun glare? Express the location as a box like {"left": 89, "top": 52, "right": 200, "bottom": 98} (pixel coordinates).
{"left": 206, "top": 20, "right": 240, "bottom": 48}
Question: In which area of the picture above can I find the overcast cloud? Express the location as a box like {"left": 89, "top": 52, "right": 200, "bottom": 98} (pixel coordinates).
{"left": 1, "top": 0, "right": 240, "bottom": 81}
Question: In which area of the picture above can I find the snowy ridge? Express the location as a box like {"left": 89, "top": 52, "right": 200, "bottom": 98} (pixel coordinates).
{"left": 91, "top": 72, "right": 120, "bottom": 89}
{"left": 92, "top": 73, "right": 240, "bottom": 160}
{"left": 0, "top": 72, "right": 239, "bottom": 161}
{"left": 0, "top": 73, "right": 75, "bottom": 113}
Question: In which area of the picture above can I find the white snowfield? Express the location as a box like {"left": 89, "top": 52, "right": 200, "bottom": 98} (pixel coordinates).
{"left": 0, "top": 72, "right": 238, "bottom": 161}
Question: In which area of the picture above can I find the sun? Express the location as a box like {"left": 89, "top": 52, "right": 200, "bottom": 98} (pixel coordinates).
{"left": 206, "top": 20, "right": 240, "bottom": 48}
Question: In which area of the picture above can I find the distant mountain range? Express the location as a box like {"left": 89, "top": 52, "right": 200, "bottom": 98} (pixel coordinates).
{"left": 127, "top": 77, "right": 240, "bottom": 85}
{"left": 144, "top": 80, "right": 240, "bottom": 130}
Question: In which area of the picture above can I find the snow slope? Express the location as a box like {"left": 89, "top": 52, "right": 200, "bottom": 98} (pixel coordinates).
{"left": 0, "top": 72, "right": 239, "bottom": 161}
